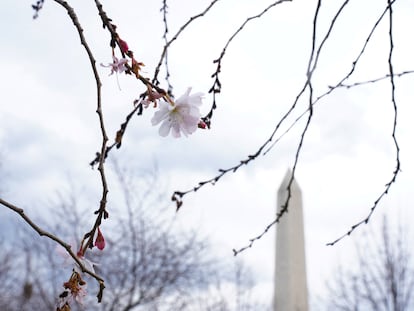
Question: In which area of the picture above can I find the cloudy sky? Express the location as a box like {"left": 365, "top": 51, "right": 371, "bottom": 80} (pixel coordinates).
{"left": 1, "top": 0, "right": 414, "bottom": 309}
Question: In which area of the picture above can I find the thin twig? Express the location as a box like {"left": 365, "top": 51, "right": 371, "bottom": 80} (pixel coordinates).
{"left": 336, "top": 70, "right": 414, "bottom": 89}
{"left": 91, "top": 0, "right": 170, "bottom": 163}
{"left": 204, "top": 0, "right": 292, "bottom": 128}
{"left": 233, "top": 0, "right": 325, "bottom": 255}
{"left": 53, "top": 0, "right": 108, "bottom": 301}
{"left": 263, "top": 0, "right": 400, "bottom": 156}
{"left": 327, "top": 0, "right": 400, "bottom": 246}
{"left": 159, "top": 0, "right": 173, "bottom": 95}
{"left": 173, "top": 0, "right": 350, "bottom": 215}
{"left": 172, "top": 0, "right": 293, "bottom": 210}
{"left": 153, "top": 0, "right": 221, "bottom": 86}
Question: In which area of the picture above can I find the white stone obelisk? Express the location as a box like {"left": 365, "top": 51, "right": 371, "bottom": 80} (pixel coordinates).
{"left": 274, "top": 169, "right": 309, "bottom": 311}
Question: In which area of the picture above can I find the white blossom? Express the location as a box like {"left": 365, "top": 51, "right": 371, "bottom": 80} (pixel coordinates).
{"left": 151, "top": 88, "right": 203, "bottom": 138}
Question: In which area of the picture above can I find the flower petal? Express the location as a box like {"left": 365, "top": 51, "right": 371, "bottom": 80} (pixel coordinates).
{"left": 188, "top": 93, "right": 204, "bottom": 107}
{"left": 158, "top": 120, "right": 172, "bottom": 137}
{"left": 151, "top": 105, "right": 170, "bottom": 125}
{"left": 175, "top": 87, "right": 192, "bottom": 106}
{"left": 171, "top": 122, "right": 182, "bottom": 138}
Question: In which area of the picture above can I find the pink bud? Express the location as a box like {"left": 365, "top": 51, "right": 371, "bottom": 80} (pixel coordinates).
{"left": 119, "top": 39, "right": 129, "bottom": 54}
{"left": 94, "top": 227, "right": 105, "bottom": 250}
{"left": 198, "top": 120, "right": 207, "bottom": 129}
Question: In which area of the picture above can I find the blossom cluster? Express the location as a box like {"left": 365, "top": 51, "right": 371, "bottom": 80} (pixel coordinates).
{"left": 56, "top": 30, "right": 207, "bottom": 311}
{"left": 56, "top": 228, "right": 105, "bottom": 309}
{"left": 57, "top": 271, "right": 87, "bottom": 311}
{"left": 101, "top": 37, "right": 206, "bottom": 138}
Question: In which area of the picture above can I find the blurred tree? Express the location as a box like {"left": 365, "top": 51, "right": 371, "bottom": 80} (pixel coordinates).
{"left": 0, "top": 164, "right": 265, "bottom": 310}
{"left": 325, "top": 216, "right": 414, "bottom": 311}
{"left": 0, "top": 239, "right": 17, "bottom": 311}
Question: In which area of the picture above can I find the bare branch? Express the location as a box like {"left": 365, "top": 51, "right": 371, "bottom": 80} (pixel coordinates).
{"left": 264, "top": 0, "right": 399, "bottom": 156}
{"left": 204, "top": 0, "right": 292, "bottom": 128}
{"left": 337, "top": 70, "right": 414, "bottom": 89}
{"left": 327, "top": 0, "right": 400, "bottom": 246}
{"left": 232, "top": 0, "right": 325, "bottom": 255}
{"left": 172, "top": 0, "right": 293, "bottom": 210}
{"left": 153, "top": 0, "right": 221, "bottom": 86}
{"left": 159, "top": 0, "right": 173, "bottom": 95}
{"left": 178, "top": 0, "right": 354, "bottom": 253}
{"left": 0, "top": 198, "right": 104, "bottom": 284}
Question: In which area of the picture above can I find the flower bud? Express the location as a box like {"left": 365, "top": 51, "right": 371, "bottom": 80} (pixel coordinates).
{"left": 119, "top": 39, "right": 129, "bottom": 54}
{"left": 94, "top": 227, "right": 105, "bottom": 250}
{"left": 198, "top": 120, "right": 207, "bottom": 129}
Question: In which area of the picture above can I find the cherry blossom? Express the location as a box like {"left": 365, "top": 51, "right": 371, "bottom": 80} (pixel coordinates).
{"left": 142, "top": 89, "right": 163, "bottom": 108}
{"left": 151, "top": 88, "right": 203, "bottom": 138}
{"left": 57, "top": 271, "right": 87, "bottom": 310}
{"left": 101, "top": 55, "right": 128, "bottom": 76}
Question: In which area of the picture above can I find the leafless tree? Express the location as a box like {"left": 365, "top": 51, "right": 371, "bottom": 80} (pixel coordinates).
{"left": 325, "top": 216, "right": 414, "bottom": 311}
{"left": 0, "top": 165, "right": 262, "bottom": 310}
{"left": 168, "top": 259, "right": 271, "bottom": 311}
{"left": 96, "top": 163, "right": 216, "bottom": 311}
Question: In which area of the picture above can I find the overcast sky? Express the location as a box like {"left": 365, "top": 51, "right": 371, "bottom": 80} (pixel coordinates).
{"left": 1, "top": 0, "right": 414, "bottom": 309}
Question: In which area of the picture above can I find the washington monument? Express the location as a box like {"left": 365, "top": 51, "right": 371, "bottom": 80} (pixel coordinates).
{"left": 274, "top": 170, "right": 309, "bottom": 311}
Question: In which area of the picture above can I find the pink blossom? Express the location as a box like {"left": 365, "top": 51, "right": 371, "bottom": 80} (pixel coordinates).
{"left": 101, "top": 55, "right": 128, "bottom": 76}
{"left": 151, "top": 88, "right": 203, "bottom": 138}
{"left": 142, "top": 89, "right": 163, "bottom": 108}
{"left": 57, "top": 271, "right": 87, "bottom": 309}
